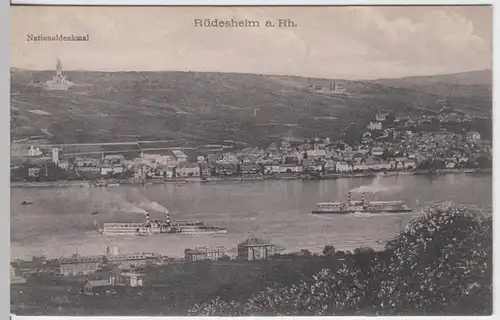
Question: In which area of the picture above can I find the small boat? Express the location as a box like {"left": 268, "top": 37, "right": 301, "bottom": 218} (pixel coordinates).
{"left": 91, "top": 211, "right": 99, "bottom": 215}
{"left": 107, "top": 183, "right": 120, "bottom": 187}
{"left": 21, "top": 201, "right": 34, "bottom": 205}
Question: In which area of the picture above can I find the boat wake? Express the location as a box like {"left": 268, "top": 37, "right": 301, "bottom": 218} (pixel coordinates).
{"left": 308, "top": 213, "right": 342, "bottom": 220}
{"left": 352, "top": 211, "right": 415, "bottom": 218}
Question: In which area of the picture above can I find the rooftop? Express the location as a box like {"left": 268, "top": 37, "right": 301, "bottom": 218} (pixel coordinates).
{"left": 104, "top": 155, "right": 125, "bottom": 160}
{"left": 185, "top": 246, "right": 226, "bottom": 254}
{"left": 306, "top": 150, "right": 327, "bottom": 157}
{"left": 238, "top": 236, "right": 274, "bottom": 247}
{"left": 172, "top": 149, "right": 188, "bottom": 157}
{"left": 117, "top": 272, "right": 144, "bottom": 277}
{"left": 107, "top": 254, "right": 147, "bottom": 261}
{"left": 59, "top": 255, "right": 105, "bottom": 264}
{"left": 86, "top": 279, "right": 110, "bottom": 288}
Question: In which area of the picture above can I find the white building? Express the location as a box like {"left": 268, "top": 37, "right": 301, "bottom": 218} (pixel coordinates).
{"left": 279, "top": 164, "right": 303, "bottom": 173}
{"left": 368, "top": 161, "right": 392, "bottom": 171}
{"left": 466, "top": 131, "right": 481, "bottom": 143}
{"left": 172, "top": 149, "right": 188, "bottom": 163}
{"left": 103, "top": 155, "right": 125, "bottom": 166}
{"left": 353, "top": 163, "right": 368, "bottom": 171}
{"left": 368, "top": 121, "right": 382, "bottom": 131}
{"left": 52, "top": 148, "right": 59, "bottom": 164}
{"left": 376, "top": 110, "right": 389, "bottom": 122}
{"left": 100, "top": 167, "right": 114, "bottom": 175}
{"left": 264, "top": 164, "right": 280, "bottom": 174}
{"left": 109, "top": 272, "right": 144, "bottom": 288}
{"left": 306, "top": 149, "right": 327, "bottom": 159}
{"left": 404, "top": 160, "right": 417, "bottom": 169}
{"left": 335, "top": 161, "right": 350, "bottom": 172}
{"left": 330, "top": 81, "right": 347, "bottom": 93}
{"left": 28, "top": 167, "right": 41, "bottom": 177}
{"left": 76, "top": 158, "right": 99, "bottom": 167}
{"left": 177, "top": 164, "right": 200, "bottom": 177}
{"left": 371, "top": 147, "right": 384, "bottom": 156}
{"left": 58, "top": 161, "right": 69, "bottom": 170}
{"left": 106, "top": 246, "right": 120, "bottom": 256}
{"left": 197, "top": 155, "right": 206, "bottom": 163}
{"left": 218, "top": 152, "right": 238, "bottom": 164}
{"left": 142, "top": 153, "right": 178, "bottom": 168}
{"left": 113, "top": 166, "right": 124, "bottom": 174}
{"left": 28, "top": 145, "right": 42, "bottom": 157}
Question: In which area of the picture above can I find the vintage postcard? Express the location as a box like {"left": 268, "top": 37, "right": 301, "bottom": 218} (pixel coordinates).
{"left": 10, "top": 5, "right": 492, "bottom": 316}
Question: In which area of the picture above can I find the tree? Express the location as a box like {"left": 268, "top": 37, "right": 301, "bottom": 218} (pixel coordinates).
{"left": 300, "top": 249, "right": 312, "bottom": 257}
{"left": 379, "top": 205, "right": 492, "bottom": 314}
{"left": 198, "top": 163, "right": 203, "bottom": 178}
{"left": 417, "top": 160, "right": 445, "bottom": 170}
{"left": 322, "top": 245, "right": 336, "bottom": 257}
{"left": 258, "top": 163, "right": 265, "bottom": 174}
{"left": 476, "top": 155, "right": 492, "bottom": 169}
{"left": 188, "top": 297, "right": 243, "bottom": 316}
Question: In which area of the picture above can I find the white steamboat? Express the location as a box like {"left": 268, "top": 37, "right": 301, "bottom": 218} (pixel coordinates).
{"left": 95, "top": 210, "right": 227, "bottom": 236}
{"left": 312, "top": 192, "right": 412, "bottom": 214}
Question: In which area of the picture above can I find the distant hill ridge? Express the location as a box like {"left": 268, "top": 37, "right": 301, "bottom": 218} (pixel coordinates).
{"left": 370, "top": 69, "right": 492, "bottom": 87}
{"left": 10, "top": 68, "right": 492, "bottom": 85}
{"left": 10, "top": 69, "right": 492, "bottom": 145}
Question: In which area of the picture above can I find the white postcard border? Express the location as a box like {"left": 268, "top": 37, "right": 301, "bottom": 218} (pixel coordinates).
{"left": 5, "top": 1, "right": 499, "bottom": 320}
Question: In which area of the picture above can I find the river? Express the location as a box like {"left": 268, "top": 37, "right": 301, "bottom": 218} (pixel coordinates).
{"left": 11, "top": 174, "right": 492, "bottom": 260}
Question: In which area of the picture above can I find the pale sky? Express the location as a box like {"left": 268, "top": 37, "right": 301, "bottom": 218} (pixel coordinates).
{"left": 11, "top": 6, "right": 492, "bottom": 79}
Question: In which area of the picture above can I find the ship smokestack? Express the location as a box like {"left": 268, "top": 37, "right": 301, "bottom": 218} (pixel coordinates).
{"left": 165, "top": 210, "right": 171, "bottom": 226}
{"left": 347, "top": 192, "right": 351, "bottom": 203}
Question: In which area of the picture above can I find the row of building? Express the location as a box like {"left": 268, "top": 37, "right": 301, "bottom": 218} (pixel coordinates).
{"left": 83, "top": 236, "right": 279, "bottom": 295}
{"left": 184, "top": 236, "right": 278, "bottom": 262}
{"left": 13, "top": 108, "right": 490, "bottom": 182}
{"left": 84, "top": 271, "right": 145, "bottom": 295}
{"left": 12, "top": 246, "right": 162, "bottom": 277}
{"left": 12, "top": 235, "right": 280, "bottom": 283}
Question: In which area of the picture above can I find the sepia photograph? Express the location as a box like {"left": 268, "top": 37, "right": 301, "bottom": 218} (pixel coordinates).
{"left": 10, "top": 4, "right": 493, "bottom": 316}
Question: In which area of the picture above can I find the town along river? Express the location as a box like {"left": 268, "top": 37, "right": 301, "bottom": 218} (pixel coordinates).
{"left": 11, "top": 174, "right": 492, "bottom": 260}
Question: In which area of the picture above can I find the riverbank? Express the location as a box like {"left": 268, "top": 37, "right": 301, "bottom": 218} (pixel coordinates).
{"left": 10, "top": 168, "right": 492, "bottom": 188}
{"left": 10, "top": 207, "right": 493, "bottom": 317}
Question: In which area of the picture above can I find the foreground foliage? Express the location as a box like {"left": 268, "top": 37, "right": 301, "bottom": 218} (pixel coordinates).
{"left": 188, "top": 205, "right": 492, "bottom": 316}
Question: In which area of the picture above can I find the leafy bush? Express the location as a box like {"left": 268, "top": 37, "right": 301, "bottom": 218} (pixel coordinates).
{"left": 188, "top": 205, "right": 492, "bottom": 316}
{"left": 323, "top": 244, "right": 336, "bottom": 256}
{"left": 379, "top": 204, "right": 492, "bottom": 314}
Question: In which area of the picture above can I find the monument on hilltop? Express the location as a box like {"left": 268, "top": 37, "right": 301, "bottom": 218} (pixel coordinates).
{"left": 45, "top": 58, "right": 73, "bottom": 91}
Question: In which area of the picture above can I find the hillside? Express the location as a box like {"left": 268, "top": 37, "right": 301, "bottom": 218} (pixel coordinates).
{"left": 10, "top": 69, "right": 492, "bottom": 147}
{"left": 371, "top": 70, "right": 492, "bottom": 86}
{"left": 369, "top": 70, "right": 492, "bottom": 96}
